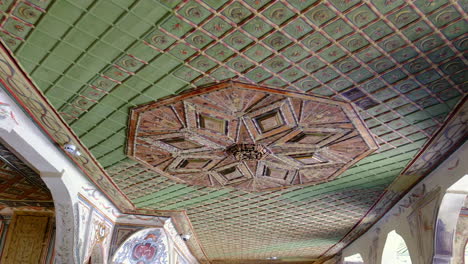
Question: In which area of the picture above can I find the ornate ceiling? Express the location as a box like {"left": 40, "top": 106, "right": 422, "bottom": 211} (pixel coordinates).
{"left": 0, "top": 0, "right": 466, "bottom": 262}
{"left": 128, "top": 82, "right": 377, "bottom": 191}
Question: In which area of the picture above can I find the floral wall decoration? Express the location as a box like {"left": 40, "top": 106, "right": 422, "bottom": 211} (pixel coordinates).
{"left": 112, "top": 228, "right": 169, "bottom": 264}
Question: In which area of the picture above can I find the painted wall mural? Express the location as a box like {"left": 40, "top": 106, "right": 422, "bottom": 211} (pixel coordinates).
{"left": 407, "top": 186, "right": 441, "bottom": 264}
{"left": 109, "top": 225, "right": 146, "bottom": 260}
{"left": 76, "top": 195, "right": 114, "bottom": 264}
{"left": 402, "top": 97, "right": 467, "bottom": 181}
{"left": 77, "top": 184, "right": 197, "bottom": 264}
{"left": 433, "top": 192, "right": 466, "bottom": 263}
{"left": 0, "top": 100, "right": 17, "bottom": 133}
{"left": 112, "top": 228, "right": 169, "bottom": 264}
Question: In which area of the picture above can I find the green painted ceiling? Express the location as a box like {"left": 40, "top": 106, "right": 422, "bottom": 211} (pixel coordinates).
{"left": 1, "top": 0, "right": 466, "bottom": 262}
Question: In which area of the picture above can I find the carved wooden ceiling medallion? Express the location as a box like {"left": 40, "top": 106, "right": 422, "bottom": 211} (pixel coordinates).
{"left": 127, "top": 82, "right": 378, "bottom": 191}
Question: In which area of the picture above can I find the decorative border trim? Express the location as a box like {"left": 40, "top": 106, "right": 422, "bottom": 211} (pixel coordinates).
{"left": 401, "top": 96, "right": 468, "bottom": 176}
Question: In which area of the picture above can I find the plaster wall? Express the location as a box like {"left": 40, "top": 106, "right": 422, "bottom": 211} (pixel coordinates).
{"left": 341, "top": 142, "right": 468, "bottom": 264}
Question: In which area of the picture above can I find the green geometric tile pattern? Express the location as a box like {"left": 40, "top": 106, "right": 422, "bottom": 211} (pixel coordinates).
{"left": 0, "top": 0, "right": 466, "bottom": 262}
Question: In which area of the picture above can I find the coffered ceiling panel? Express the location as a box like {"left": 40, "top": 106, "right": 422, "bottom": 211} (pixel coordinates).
{"left": 0, "top": 0, "right": 465, "bottom": 262}
{"left": 127, "top": 82, "right": 378, "bottom": 192}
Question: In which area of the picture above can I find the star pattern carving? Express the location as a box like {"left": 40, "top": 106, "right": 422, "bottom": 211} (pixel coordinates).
{"left": 128, "top": 82, "right": 378, "bottom": 191}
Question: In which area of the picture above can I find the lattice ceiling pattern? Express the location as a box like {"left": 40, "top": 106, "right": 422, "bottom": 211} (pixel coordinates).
{"left": 0, "top": 0, "right": 466, "bottom": 262}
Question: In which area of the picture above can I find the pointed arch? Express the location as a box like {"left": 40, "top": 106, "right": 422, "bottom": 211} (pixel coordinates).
{"left": 433, "top": 175, "right": 468, "bottom": 264}
{"left": 381, "top": 230, "right": 412, "bottom": 264}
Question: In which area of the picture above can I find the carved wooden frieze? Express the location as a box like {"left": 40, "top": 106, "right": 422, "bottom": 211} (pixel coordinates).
{"left": 127, "top": 82, "right": 378, "bottom": 191}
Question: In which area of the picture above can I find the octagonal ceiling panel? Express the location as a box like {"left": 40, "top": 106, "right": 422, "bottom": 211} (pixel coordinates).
{"left": 128, "top": 82, "right": 378, "bottom": 191}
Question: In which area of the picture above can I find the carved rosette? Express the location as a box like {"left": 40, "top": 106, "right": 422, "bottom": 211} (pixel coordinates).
{"left": 226, "top": 144, "right": 268, "bottom": 161}
{"left": 127, "top": 82, "right": 378, "bottom": 191}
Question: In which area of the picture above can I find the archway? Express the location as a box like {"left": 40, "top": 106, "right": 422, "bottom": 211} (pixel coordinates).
{"left": 453, "top": 196, "right": 468, "bottom": 264}
{"left": 381, "top": 230, "right": 412, "bottom": 264}
{"left": 433, "top": 175, "right": 468, "bottom": 264}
